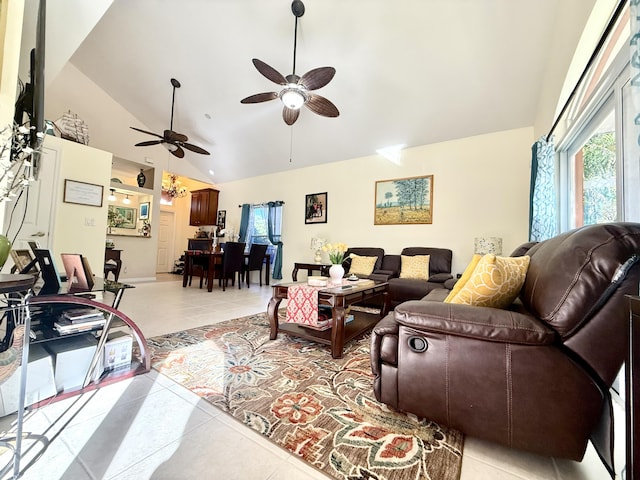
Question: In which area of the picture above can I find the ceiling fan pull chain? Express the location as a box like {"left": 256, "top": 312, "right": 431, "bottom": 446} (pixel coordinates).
{"left": 289, "top": 127, "right": 294, "bottom": 163}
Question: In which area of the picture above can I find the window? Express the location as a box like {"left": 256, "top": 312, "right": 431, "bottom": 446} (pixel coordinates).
{"left": 565, "top": 101, "right": 618, "bottom": 228}
{"left": 244, "top": 203, "right": 282, "bottom": 261}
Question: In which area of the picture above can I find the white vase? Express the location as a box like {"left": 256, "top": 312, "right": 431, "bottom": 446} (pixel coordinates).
{"left": 329, "top": 264, "right": 345, "bottom": 284}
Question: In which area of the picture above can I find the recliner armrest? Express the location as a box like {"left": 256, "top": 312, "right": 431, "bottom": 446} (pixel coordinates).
{"left": 368, "top": 269, "right": 396, "bottom": 282}
{"left": 428, "top": 272, "right": 453, "bottom": 283}
{"left": 394, "top": 300, "right": 558, "bottom": 345}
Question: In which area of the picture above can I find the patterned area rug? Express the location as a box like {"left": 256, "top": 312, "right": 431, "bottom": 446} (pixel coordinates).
{"left": 148, "top": 312, "right": 464, "bottom": 480}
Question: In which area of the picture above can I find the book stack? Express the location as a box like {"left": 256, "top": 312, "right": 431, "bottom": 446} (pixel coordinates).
{"left": 54, "top": 308, "right": 106, "bottom": 335}
{"left": 300, "top": 306, "right": 355, "bottom": 331}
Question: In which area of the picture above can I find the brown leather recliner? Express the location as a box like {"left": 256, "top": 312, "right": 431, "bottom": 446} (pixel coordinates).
{"left": 370, "top": 223, "right": 640, "bottom": 473}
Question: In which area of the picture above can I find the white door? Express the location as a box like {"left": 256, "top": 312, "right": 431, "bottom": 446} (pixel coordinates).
{"left": 156, "top": 210, "right": 175, "bottom": 273}
{"left": 4, "top": 144, "right": 60, "bottom": 251}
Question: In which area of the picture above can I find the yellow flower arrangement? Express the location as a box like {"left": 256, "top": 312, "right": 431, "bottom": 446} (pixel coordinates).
{"left": 322, "top": 242, "right": 348, "bottom": 264}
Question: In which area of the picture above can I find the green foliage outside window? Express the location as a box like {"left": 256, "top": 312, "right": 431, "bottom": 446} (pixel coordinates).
{"left": 582, "top": 131, "right": 616, "bottom": 225}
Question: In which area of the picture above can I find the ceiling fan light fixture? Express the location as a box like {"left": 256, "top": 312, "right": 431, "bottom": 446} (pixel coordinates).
{"left": 164, "top": 143, "right": 179, "bottom": 153}
{"left": 281, "top": 87, "right": 306, "bottom": 110}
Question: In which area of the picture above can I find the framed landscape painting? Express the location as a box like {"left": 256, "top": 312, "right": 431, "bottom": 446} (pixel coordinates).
{"left": 374, "top": 175, "right": 433, "bottom": 225}
{"left": 108, "top": 205, "right": 137, "bottom": 229}
{"left": 305, "top": 192, "right": 327, "bottom": 224}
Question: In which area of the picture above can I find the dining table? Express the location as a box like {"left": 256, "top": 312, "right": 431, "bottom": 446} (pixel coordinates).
{"left": 182, "top": 248, "right": 270, "bottom": 292}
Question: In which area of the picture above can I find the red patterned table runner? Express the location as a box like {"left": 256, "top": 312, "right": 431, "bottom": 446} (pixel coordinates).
{"left": 286, "top": 285, "right": 327, "bottom": 327}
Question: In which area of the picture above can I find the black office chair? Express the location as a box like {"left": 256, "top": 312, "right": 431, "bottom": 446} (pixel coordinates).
{"left": 217, "top": 242, "right": 246, "bottom": 291}
{"left": 187, "top": 239, "right": 212, "bottom": 288}
{"left": 243, "top": 244, "right": 268, "bottom": 287}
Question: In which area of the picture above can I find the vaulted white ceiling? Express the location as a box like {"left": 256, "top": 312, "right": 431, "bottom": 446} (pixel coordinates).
{"left": 25, "top": 0, "right": 598, "bottom": 183}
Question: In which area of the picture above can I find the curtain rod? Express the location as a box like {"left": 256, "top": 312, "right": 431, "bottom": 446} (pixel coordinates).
{"left": 238, "top": 201, "right": 285, "bottom": 207}
{"left": 546, "top": 0, "right": 626, "bottom": 142}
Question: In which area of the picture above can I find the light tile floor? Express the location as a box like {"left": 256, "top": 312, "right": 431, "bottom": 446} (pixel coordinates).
{"left": 0, "top": 274, "right": 626, "bottom": 479}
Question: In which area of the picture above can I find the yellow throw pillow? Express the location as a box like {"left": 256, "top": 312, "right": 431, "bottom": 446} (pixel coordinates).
{"left": 448, "top": 254, "right": 530, "bottom": 309}
{"left": 444, "top": 254, "right": 482, "bottom": 303}
{"left": 349, "top": 253, "right": 378, "bottom": 276}
{"left": 399, "top": 255, "right": 430, "bottom": 280}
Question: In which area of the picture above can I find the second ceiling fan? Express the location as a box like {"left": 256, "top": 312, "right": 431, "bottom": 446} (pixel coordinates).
{"left": 131, "top": 78, "right": 210, "bottom": 158}
{"left": 241, "top": 0, "right": 339, "bottom": 126}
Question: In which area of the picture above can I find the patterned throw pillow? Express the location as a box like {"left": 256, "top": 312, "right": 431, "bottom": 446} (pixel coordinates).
{"left": 349, "top": 253, "right": 378, "bottom": 276}
{"left": 399, "top": 255, "right": 430, "bottom": 280}
{"left": 444, "top": 254, "right": 482, "bottom": 302}
{"left": 447, "top": 254, "right": 530, "bottom": 309}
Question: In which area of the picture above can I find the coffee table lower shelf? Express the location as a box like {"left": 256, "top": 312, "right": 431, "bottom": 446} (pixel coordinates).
{"left": 277, "top": 311, "right": 380, "bottom": 349}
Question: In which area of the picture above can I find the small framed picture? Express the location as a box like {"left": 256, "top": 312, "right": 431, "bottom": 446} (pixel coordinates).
{"left": 305, "top": 192, "right": 327, "bottom": 224}
{"left": 217, "top": 210, "right": 226, "bottom": 228}
{"left": 10, "top": 249, "right": 37, "bottom": 274}
{"left": 63, "top": 179, "right": 104, "bottom": 207}
{"left": 374, "top": 175, "right": 433, "bottom": 225}
{"left": 139, "top": 202, "right": 150, "bottom": 220}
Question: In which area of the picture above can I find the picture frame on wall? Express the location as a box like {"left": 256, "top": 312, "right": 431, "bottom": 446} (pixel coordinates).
{"left": 217, "top": 210, "right": 226, "bottom": 229}
{"left": 108, "top": 205, "right": 137, "bottom": 229}
{"left": 374, "top": 174, "right": 433, "bottom": 225}
{"left": 63, "top": 179, "right": 104, "bottom": 207}
{"left": 139, "top": 202, "right": 150, "bottom": 220}
{"left": 305, "top": 192, "right": 327, "bottom": 224}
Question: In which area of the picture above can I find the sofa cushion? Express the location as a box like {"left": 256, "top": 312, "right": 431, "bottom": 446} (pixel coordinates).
{"left": 444, "top": 254, "right": 482, "bottom": 302}
{"left": 447, "top": 254, "right": 530, "bottom": 309}
{"left": 400, "top": 255, "right": 430, "bottom": 280}
{"left": 349, "top": 253, "right": 378, "bottom": 276}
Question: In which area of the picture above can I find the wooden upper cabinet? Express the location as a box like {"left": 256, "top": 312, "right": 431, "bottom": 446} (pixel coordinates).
{"left": 189, "top": 188, "right": 219, "bottom": 226}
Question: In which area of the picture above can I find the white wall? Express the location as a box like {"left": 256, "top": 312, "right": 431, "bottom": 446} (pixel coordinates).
{"left": 48, "top": 135, "right": 111, "bottom": 274}
{"left": 217, "top": 127, "right": 533, "bottom": 279}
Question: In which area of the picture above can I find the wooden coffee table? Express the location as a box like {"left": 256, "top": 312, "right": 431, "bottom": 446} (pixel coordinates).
{"left": 267, "top": 280, "right": 389, "bottom": 358}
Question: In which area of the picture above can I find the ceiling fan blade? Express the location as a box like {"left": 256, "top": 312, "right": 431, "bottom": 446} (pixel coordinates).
{"left": 299, "top": 67, "right": 336, "bottom": 90}
{"left": 252, "top": 59, "right": 287, "bottom": 85}
{"left": 164, "top": 130, "right": 188, "bottom": 143}
{"left": 305, "top": 94, "right": 340, "bottom": 118}
{"left": 283, "top": 107, "right": 300, "bottom": 126}
{"left": 130, "top": 126, "right": 164, "bottom": 140}
{"left": 135, "top": 140, "right": 163, "bottom": 147}
{"left": 171, "top": 145, "right": 185, "bottom": 158}
{"left": 179, "top": 142, "right": 210, "bottom": 155}
{"left": 241, "top": 92, "right": 279, "bottom": 104}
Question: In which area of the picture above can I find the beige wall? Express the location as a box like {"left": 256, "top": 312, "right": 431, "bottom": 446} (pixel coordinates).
{"left": 48, "top": 135, "right": 111, "bottom": 275}
{"left": 217, "top": 127, "right": 533, "bottom": 279}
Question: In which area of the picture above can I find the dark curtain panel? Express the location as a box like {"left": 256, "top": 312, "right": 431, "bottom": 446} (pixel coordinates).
{"left": 267, "top": 201, "right": 283, "bottom": 279}
{"left": 238, "top": 204, "right": 250, "bottom": 242}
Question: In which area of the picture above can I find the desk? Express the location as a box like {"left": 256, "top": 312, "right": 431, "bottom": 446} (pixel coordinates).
{"left": 292, "top": 262, "right": 331, "bottom": 281}
{"left": 182, "top": 250, "right": 271, "bottom": 292}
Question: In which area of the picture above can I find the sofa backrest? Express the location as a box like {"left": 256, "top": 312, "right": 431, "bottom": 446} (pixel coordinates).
{"left": 520, "top": 223, "right": 640, "bottom": 383}
{"left": 400, "top": 247, "right": 452, "bottom": 275}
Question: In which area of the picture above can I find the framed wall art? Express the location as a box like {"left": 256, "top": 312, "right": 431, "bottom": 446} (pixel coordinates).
{"left": 305, "top": 192, "right": 327, "bottom": 224}
{"left": 63, "top": 179, "right": 104, "bottom": 207}
{"left": 374, "top": 174, "right": 433, "bottom": 225}
{"left": 217, "top": 210, "right": 226, "bottom": 229}
{"left": 139, "top": 202, "right": 150, "bottom": 220}
{"left": 108, "top": 205, "right": 137, "bottom": 229}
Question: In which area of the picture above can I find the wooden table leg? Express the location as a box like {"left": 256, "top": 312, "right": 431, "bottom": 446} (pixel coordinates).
{"left": 331, "top": 305, "right": 346, "bottom": 359}
{"left": 268, "top": 295, "right": 283, "bottom": 340}
{"left": 207, "top": 254, "right": 215, "bottom": 292}
{"left": 182, "top": 254, "right": 190, "bottom": 287}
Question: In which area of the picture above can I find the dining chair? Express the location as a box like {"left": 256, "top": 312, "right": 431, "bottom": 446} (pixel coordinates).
{"left": 243, "top": 244, "right": 268, "bottom": 287}
{"left": 217, "top": 242, "right": 246, "bottom": 291}
{"left": 187, "top": 238, "right": 212, "bottom": 288}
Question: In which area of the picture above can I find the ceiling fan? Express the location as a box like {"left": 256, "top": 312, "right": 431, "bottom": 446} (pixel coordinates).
{"left": 130, "top": 78, "right": 210, "bottom": 158}
{"left": 240, "top": 0, "right": 339, "bottom": 126}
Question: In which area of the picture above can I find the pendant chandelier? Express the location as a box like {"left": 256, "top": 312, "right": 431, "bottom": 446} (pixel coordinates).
{"left": 162, "top": 174, "right": 188, "bottom": 199}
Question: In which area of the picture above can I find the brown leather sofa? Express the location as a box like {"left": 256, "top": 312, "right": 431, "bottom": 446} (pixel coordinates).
{"left": 342, "top": 247, "right": 453, "bottom": 307}
{"left": 370, "top": 223, "right": 640, "bottom": 471}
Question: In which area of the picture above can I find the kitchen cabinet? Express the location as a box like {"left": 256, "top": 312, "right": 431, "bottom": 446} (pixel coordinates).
{"left": 189, "top": 188, "right": 219, "bottom": 226}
